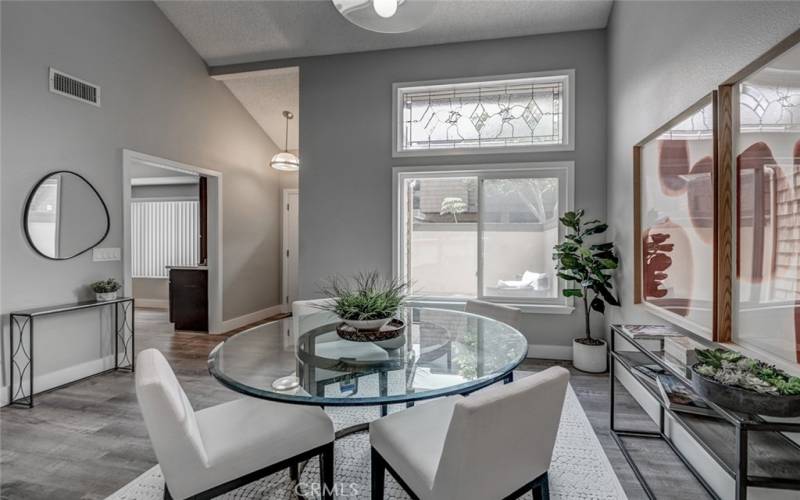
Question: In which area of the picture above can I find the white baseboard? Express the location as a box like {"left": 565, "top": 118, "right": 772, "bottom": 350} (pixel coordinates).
{"left": 527, "top": 344, "right": 573, "bottom": 360}
{"left": 135, "top": 299, "right": 168, "bottom": 309}
{"left": 220, "top": 304, "right": 285, "bottom": 333}
{"left": 1, "top": 354, "right": 117, "bottom": 407}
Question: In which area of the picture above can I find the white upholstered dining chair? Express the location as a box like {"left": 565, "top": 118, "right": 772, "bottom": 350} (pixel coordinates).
{"left": 135, "top": 348, "right": 335, "bottom": 500}
{"left": 369, "top": 366, "right": 570, "bottom": 500}
{"left": 465, "top": 299, "right": 522, "bottom": 330}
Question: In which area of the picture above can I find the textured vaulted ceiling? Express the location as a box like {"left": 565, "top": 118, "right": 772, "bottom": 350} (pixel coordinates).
{"left": 215, "top": 67, "right": 300, "bottom": 152}
{"left": 156, "top": 0, "right": 612, "bottom": 152}
{"left": 156, "top": 0, "right": 613, "bottom": 66}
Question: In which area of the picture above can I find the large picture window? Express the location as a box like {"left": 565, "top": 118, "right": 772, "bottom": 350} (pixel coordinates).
{"left": 393, "top": 71, "right": 574, "bottom": 156}
{"left": 394, "top": 163, "right": 573, "bottom": 309}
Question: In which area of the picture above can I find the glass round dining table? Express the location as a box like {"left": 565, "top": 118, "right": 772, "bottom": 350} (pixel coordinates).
{"left": 208, "top": 306, "right": 527, "bottom": 435}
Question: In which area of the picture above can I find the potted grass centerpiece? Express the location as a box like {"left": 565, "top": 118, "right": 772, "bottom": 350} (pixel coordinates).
{"left": 691, "top": 348, "right": 800, "bottom": 417}
{"left": 317, "top": 271, "right": 408, "bottom": 342}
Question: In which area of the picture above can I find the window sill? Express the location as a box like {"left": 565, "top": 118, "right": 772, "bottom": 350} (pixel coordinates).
{"left": 407, "top": 299, "right": 574, "bottom": 316}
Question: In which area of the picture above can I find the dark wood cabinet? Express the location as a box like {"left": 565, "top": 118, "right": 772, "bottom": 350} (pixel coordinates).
{"left": 168, "top": 268, "right": 208, "bottom": 331}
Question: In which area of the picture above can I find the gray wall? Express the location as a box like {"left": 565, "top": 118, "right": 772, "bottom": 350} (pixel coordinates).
{"left": 605, "top": 0, "right": 800, "bottom": 329}
{"left": 57, "top": 173, "right": 108, "bottom": 258}
{"left": 1, "top": 1, "right": 285, "bottom": 392}
{"left": 295, "top": 30, "right": 607, "bottom": 349}
{"left": 133, "top": 278, "right": 169, "bottom": 304}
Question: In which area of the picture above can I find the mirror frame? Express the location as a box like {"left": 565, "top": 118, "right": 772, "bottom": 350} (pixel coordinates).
{"left": 23, "top": 170, "right": 110, "bottom": 260}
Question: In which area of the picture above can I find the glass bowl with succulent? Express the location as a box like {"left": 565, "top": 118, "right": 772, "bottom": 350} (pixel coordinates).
{"left": 691, "top": 348, "right": 800, "bottom": 417}
{"left": 316, "top": 271, "right": 408, "bottom": 332}
{"left": 91, "top": 278, "right": 121, "bottom": 301}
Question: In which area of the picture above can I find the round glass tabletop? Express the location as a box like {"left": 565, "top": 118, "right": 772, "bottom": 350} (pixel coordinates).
{"left": 208, "top": 307, "right": 528, "bottom": 406}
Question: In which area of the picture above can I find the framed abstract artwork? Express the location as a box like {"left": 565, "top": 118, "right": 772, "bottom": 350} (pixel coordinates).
{"left": 725, "top": 33, "right": 800, "bottom": 364}
{"left": 634, "top": 93, "right": 719, "bottom": 340}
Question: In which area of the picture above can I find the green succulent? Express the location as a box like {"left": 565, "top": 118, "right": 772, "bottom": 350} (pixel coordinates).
{"left": 90, "top": 278, "right": 121, "bottom": 294}
{"left": 695, "top": 348, "right": 800, "bottom": 396}
{"left": 695, "top": 348, "right": 743, "bottom": 369}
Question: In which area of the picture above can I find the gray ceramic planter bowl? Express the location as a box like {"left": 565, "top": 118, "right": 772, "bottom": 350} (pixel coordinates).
{"left": 690, "top": 365, "right": 800, "bottom": 418}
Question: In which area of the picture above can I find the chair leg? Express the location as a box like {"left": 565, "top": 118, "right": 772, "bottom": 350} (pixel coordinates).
{"left": 289, "top": 462, "right": 299, "bottom": 482}
{"left": 320, "top": 442, "right": 335, "bottom": 500}
{"left": 532, "top": 472, "right": 550, "bottom": 500}
{"left": 371, "top": 447, "right": 385, "bottom": 500}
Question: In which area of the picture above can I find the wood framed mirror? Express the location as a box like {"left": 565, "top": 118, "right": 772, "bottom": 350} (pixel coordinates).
{"left": 634, "top": 93, "right": 720, "bottom": 340}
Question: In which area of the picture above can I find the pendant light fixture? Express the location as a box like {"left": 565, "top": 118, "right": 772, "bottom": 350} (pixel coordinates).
{"left": 332, "top": 0, "right": 437, "bottom": 34}
{"left": 270, "top": 110, "right": 299, "bottom": 172}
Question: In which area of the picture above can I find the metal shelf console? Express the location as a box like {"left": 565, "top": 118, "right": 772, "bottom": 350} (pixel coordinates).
{"left": 8, "top": 297, "right": 135, "bottom": 408}
{"left": 608, "top": 325, "right": 800, "bottom": 500}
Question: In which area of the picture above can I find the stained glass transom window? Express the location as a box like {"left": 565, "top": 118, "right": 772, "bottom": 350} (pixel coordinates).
{"left": 739, "top": 82, "right": 800, "bottom": 131}
{"left": 396, "top": 73, "right": 570, "bottom": 153}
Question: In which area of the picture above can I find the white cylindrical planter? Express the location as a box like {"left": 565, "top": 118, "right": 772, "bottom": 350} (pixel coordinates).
{"left": 572, "top": 339, "right": 607, "bottom": 373}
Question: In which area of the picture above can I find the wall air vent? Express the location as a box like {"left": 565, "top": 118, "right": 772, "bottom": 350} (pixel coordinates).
{"left": 49, "top": 68, "right": 100, "bottom": 107}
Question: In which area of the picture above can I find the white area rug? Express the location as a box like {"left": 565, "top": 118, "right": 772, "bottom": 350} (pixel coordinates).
{"left": 109, "top": 384, "right": 626, "bottom": 500}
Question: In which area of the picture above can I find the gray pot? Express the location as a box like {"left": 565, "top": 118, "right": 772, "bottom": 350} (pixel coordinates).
{"left": 690, "top": 365, "right": 800, "bottom": 418}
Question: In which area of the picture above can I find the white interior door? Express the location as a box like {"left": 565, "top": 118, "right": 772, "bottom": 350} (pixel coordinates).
{"left": 283, "top": 189, "right": 299, "bottom": 306}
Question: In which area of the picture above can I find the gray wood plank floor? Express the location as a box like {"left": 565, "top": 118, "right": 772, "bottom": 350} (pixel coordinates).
{"left": 0, "top": 309, "right": 711, "bottom": 500}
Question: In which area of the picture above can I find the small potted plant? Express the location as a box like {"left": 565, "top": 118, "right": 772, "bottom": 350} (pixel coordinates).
{"left": 553, "top": 210, "right": 620, "bottom": 373}
{"left": 316, "top": 271, "right": 408, "bottom": 339}
{"left": 692, "top": 348, "right": 800, "bottom": 417}
{"left": 91, "top": 278, "right": 121, "bottom": 301}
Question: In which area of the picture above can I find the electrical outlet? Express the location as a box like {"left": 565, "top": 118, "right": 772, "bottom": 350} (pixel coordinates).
{"left": 93, "top": 247, "right": 121, "bottom": 261}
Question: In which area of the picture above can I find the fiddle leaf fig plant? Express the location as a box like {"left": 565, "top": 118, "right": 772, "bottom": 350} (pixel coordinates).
{"left": 553, "top": 209, "right": 620, "bottom": 345}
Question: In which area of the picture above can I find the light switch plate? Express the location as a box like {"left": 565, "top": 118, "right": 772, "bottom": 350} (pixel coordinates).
{"left": 93, "top": 247, "right": 121, "bottom": 261}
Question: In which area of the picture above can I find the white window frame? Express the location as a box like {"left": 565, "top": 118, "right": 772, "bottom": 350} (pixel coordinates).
{"left": 392, "top": 70, "right": 575, "bottom": 158}
{"left": 392, "top": 162, "right": 575, "bottom": 314}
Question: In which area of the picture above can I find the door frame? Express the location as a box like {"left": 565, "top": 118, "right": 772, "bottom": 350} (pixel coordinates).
{"left": 282, "top": 188, "right": 299, "bottom": 311}
{"left": 122, "top": 149, "right": 224, "bottom": 334}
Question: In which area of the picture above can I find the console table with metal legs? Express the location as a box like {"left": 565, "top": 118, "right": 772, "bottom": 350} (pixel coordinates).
{"left": 8, "top": 297, "right": 135, "bottom": 408}
{"left": 608, "top": 325, "right": 800, "bottom": 500}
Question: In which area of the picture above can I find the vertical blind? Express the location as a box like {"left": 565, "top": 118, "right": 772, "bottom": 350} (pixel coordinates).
{"left": 131, "top": 200, "right": 199, "bottom": 278}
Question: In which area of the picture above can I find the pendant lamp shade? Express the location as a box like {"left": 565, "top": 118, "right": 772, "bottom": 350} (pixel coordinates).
{"left": 270, "top": 110, "right": 299, "bottom": 172}
{"left": 270, "top": 151, "right": 300, "bottom": 172}
{"left": 332, "top": 0, "right": 437, "bottom": 33}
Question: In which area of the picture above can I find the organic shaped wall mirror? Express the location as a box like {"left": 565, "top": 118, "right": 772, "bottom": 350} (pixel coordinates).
{"left": 24, "top": 171, "right": 110, "bottom": 260}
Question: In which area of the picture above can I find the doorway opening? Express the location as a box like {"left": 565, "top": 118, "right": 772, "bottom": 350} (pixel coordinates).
{"left": 122, "top": 149, "right": 224, "bottom": 334}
